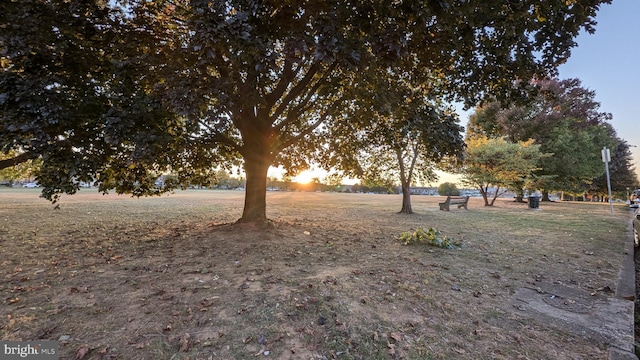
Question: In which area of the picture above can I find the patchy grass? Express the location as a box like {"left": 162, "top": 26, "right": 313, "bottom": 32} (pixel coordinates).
{"left": 0, "top": 188, "right": 631, "bottom": 359}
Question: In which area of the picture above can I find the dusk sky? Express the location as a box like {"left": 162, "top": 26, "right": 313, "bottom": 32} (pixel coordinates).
{"left": 555, "top": 0, "right": 639, "bottom": 182}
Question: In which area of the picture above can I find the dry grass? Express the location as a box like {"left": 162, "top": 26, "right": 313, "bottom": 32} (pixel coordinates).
{"left": 0, "top": 188, "right": 631, "bottom": 359}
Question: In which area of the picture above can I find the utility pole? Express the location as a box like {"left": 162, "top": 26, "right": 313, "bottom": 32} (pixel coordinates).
{"left": 601, "top": 147, "right": 613, "bottom": 215}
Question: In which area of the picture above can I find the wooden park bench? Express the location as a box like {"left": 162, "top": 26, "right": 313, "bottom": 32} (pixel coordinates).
{"left": 439, "top": 196, "right": 470, "bottom": 211}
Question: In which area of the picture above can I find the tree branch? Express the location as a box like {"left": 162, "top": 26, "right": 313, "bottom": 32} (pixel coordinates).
{"left": 273, "top": 61, "right": 338, "bottom": 132}
{"left": 274, "top": 97, "right": 344, "bottom": 153}
{"left": 264, "top": 57, "right": 298, "bottom": 108}
{"left": 270, "top": 61, "right": 321, "bottom": 121}
{"left": 274, "top": 75, "right": 326, "bottom": 132}
{"left": 407, "top": 141, "right": 420, "bottom": 185}
{"left": 0, "top": 151, "right": 39, "bottom": 170}
{"left": 396, "top": 147, "right": 407, "bottom": 187}
{"left": 195, "top": 121, "right": 241, "bottom": 153}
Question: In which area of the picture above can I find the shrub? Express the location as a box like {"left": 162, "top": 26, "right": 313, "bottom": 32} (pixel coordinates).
{"left": 397, "top": 227, "right": 459, "bottom": 249}
{"left": 438, "top": 182, "right": 460, "bottom": 196}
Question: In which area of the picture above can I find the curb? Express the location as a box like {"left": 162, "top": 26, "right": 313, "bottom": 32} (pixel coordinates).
{"left": 611, "top": 220, "right": 638, "bottom": 360}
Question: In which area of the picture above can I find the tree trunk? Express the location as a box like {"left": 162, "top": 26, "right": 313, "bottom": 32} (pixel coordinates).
{"left": 399, "top": 183, "right": 413, "bottom": 214}
{"left": 479, "top": 186, "right": 490, "bottom": 206}
{"left": 489, "top": 188, "right": 499, "bottom": 206}
{"left": 541, "top": 190, "right": 551, "bottom": 202}
{"left": 237, "top": 153, "right": 271, "bottom": 224}
{"left": 396, "top": 147, "right": 414, "bottom": 214}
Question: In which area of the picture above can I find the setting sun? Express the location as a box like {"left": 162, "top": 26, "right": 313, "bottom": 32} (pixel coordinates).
{"left": 293, "top": 169, "right": 322, "bottom": 184}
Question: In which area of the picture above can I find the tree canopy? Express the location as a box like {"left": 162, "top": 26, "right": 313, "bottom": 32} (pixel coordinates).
{"left": 461, "top": 136, "right": 545, "bottom": 206}
{"left": 466, "top": 78, "right": 620, "bottom": 197}
{"left": 325, "top": 66, "right": 465, "bottom": 214}
{"left": 350, "top": 99, "right": 464, "bottom": 214}
{"left": 1, "top": 0, "right": 612, "bottom": 223}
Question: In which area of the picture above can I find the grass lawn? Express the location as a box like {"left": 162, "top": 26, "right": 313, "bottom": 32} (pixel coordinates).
{"left": 0, "top": 188, "right": 632, "bottom": 359}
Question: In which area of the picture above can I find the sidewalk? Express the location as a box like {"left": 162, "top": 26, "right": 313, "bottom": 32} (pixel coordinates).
{"left": 508, "top": 220, "right": 637, "bottom": 360}
{"left": 610, "top": 221, "right": 637, "bottom": 360}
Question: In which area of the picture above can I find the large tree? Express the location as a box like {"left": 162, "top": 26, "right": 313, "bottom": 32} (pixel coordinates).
{"left": 354, "top": 101, "right": 464, "bottom": 214}
{"left": 1, "top": 0, "right": 611, "bottom": 223}
{"left": 462, "top": 136, "right": 545, "bottom": 206}
{"left": 322, "top": 65, "right": 464, "bottom": 214}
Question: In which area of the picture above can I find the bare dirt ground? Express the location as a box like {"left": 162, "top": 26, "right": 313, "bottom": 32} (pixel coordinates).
{"left": 0, "top": 189, "right": 631, "bottom": 359}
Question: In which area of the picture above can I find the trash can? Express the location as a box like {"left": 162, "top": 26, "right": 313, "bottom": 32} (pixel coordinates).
{"left": 528, "top": 196, "right": 540, "bottom": 209}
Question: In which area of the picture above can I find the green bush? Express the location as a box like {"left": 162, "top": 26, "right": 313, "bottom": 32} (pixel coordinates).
{"left": 438, "top": 182, "right": 460, "bottom": 196}
{"left": 397, "top": 227, "right": 459, "bottom": 249}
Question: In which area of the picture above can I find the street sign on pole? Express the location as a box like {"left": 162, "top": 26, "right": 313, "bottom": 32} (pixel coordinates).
{"left": 602, "top": 147, "right": 613, "bottom": 215}
{"left": 601, "top": 148, "right": 610, "bottom": 162}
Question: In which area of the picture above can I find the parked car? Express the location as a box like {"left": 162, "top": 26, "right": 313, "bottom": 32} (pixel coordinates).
{"left": 634, "top": 207, "right": 640, "bottom": 247}
{"left": 22, "top": 182, "right": 39, "bottom": 188}
{"left": 631, "top": 188, "right": 640, "bottom": 208}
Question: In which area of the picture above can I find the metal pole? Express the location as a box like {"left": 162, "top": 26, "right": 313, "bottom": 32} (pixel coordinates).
{"left": 601, "top": 147, "right": 613, "bottom": 215}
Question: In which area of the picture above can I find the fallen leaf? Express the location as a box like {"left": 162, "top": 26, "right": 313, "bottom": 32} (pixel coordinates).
{"left": 597, "top": 285, "right": 613, "bottom": 293}
{"left": 76, "top": 345, "right": 90, "bottom": 360}
{"left": 179, "top": 334, "right": 191, "bottom": 352}
{"left": 390, "top": 332, "right": 401, "bottom": 342}
{"left": 387, "top": 343, "right": 396, "bottom": 355}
